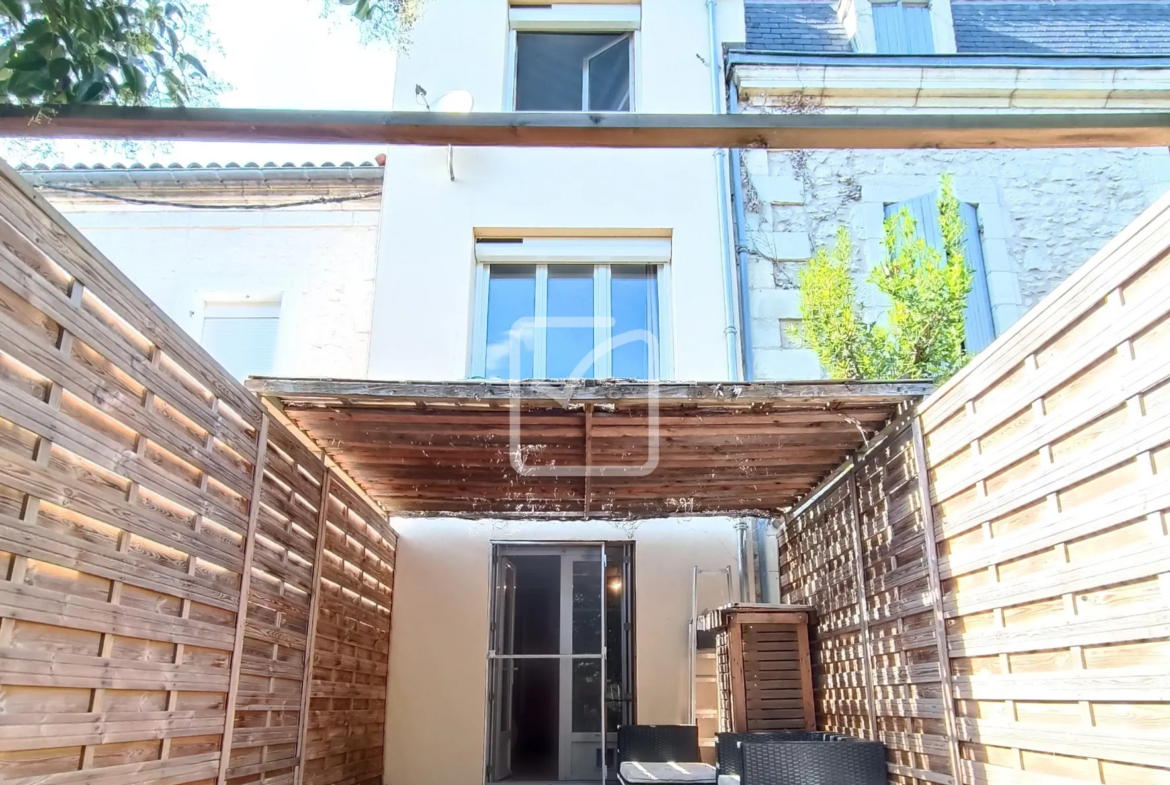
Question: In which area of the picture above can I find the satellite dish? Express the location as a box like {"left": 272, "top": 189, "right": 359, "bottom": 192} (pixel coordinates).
{"left": 433, "top": 89, "right": 475, "bottom": 114}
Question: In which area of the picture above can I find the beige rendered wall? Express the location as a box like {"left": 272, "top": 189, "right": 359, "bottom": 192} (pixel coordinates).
{"left": 382, "top": 517, "right": 741, "bottom": 785}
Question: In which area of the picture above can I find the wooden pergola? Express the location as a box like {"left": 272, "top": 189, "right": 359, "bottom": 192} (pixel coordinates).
{"left": 247, "top": 378, "right": 931, "bottom": 518}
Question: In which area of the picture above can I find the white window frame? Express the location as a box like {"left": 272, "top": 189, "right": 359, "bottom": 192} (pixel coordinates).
{"left": 504, "top": 5, "right": 641, "bottom": 112}
{"left": 469, "top": 238, "right": 673, "bottom": 380}
{"left": 193, "top": 295, "right": 283, "bottom": 379}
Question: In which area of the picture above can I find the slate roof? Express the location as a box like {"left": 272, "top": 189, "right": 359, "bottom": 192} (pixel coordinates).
{"left": 953, "top": 2, "right": 1170, "bottom": 55}
{"left": 744, "top": 1, "right": 852, "bottom": 53}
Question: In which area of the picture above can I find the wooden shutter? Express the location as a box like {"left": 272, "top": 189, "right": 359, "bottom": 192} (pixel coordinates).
{"left": 959, "top": 202, "right": 996, "bottom": 353}
{"left": 873, "top": 4, "right": 907, "bottom": 53}
{"left": 885, "top": 194, "right": 997, "bottom": 353}
{"left": 904, "top": 5, "right": 935, "bottom": 54}
{"left": 873, "top": 2, "right": 935, "bottom": 54}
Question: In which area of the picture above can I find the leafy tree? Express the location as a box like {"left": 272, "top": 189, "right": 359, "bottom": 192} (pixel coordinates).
{"left": 0, "top": 0, "right": 421, "bottom": 107}
{"left": 795, "top": 175, "right": 973, "bottom": 382}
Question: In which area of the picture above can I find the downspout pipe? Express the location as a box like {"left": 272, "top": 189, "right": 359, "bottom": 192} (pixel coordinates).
{"left": 728, "top": 76, "right": 756, "bottom": 381}
{"left": 733, "top": 520, "right": 751, "bottom": 602}
{"left": 707, "top": 0, "right": 743, "bottom": 381}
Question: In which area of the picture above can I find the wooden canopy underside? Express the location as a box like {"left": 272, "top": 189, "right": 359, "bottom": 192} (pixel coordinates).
{"left": 248, "top": 379, "right": 930, "bottom": 519}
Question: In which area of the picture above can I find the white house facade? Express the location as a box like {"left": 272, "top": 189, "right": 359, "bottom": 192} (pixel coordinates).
{"left": 15, "top": 3, "right": 1170, "bottom": 785}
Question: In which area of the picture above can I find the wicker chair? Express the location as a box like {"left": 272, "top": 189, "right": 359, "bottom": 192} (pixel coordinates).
{"left": 617, "top": 724, "right": 702, "bottom": 764}
{"left": 714, "top": 733, "right": 847, "bottom": 778}
{"left": 739, "top": 736, "right": 886, "bottom": 785}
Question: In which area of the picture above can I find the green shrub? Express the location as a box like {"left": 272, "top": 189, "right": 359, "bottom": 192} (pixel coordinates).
{"left": 795, "top": 175, "right": 973, "bottom": 382}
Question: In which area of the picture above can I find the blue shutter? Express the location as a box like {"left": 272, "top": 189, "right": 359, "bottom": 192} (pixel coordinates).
{"left": 874, "top": 3, "right": 935, "bottom": 54}
{"left": 960, "top": 203, "right": 996, "bottom": 354}
{"left": 885, "top": 195, "right": 997, "bottom": 354}
{"left": 904, "top": 6, "right": 935, "bottom": 54}
{"left": 873, "top": 4, "right": 907, "bottom": 54}
{"left": 885, "top": 192, "right": 943, "bottom": 256}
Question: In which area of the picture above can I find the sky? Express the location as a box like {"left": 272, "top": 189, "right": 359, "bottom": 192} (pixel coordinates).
{"left": 1, "top": 0, "right": 399, "bottom": 167}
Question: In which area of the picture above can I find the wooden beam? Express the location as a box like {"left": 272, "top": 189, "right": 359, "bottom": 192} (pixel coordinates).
{"left": 584, "top": 404, "right": 593, "bottom": 518}
{"left": 248, "top": 377, "right": 934, "bottom": 403}
{"left": 1, "top": 105, "right": 1169, "bottom": 149}
{"left": 293, "top": 470, "right": 332, "bottom": 785}
{"left": 218, "top": 416, "right": 270, "bottom": 785}
{"left": 846, "top": 470, "right": 880, "bottom": 741}
{"left": 911, "top": 416, "right": 964, "bottom": 785}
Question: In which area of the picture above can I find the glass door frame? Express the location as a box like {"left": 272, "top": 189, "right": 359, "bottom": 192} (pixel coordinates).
{"left": 484, "top": 542, "right": 613, "bottom": 785}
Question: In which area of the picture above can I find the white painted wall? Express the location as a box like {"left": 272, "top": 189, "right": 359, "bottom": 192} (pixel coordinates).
{"left": 53, "top": 205, "right": 381, "bottom": 379}
{"left": 383, "top": 516, "right": 740, "bottom": 785}
{"left": 368, "top": 0, "right": 746, "bottom": 381}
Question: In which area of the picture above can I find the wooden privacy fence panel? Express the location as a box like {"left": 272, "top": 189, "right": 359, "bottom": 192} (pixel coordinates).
{"left": 0, "top": 160, "right": 395, "bottom": 785}
{"left": 224, "top": 426, "right": 328, "bottom": 785}
{"left": 303, "top": 481, "right": 396, "bottom": 785}
{"left": 781, "top": 481, "right": 871, "bottom": 738}
{"left": 780, "top": 422, "right": 956, "bottom": 785}
{"left": 780, "top": 192, "right": 1170, "bottom": 785}
{"left": 919, "top": 193, "right": 1170, "bottom": 784}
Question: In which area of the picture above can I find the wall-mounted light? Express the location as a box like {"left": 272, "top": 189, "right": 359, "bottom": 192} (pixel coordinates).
{"left": 608, "top": 578, "right": 623, "bottom": 593}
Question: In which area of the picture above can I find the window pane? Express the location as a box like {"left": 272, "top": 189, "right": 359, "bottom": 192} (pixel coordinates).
{"left": 610, "top": 266, "right": 658, "bottom": 380}
{"left": 485, "top": 265, "right": 536, "bottom": 379}
{"left": 587, "top": 35, "right": 631, "bottom": 111}
{"left": 546, "top": 267, "right": 595, "bottom": 379}
{"left": 516, "top": 33, "right": 630, "bottom": 112}
{"left": 572, "top": 558, "right": 602, "bottom": 655}
{"left": 571, "top": 659, "right": 603, "bottom": 733}
{"left": 201, "top": 313, "right": 278, "bottom": 382}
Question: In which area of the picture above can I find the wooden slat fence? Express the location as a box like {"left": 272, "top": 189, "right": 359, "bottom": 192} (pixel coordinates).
{"left": 0, "top": 159, "right": 396, "bottom": 785}
{"left": 781, "top": 422, "right": 955, "bottom": 785}
{"left": 303, "top": 481, "right": 395, "bottom": 785}
{"left": 920, "top": 190, "right": 1170, "bottom": 785}
{"left": 780, "top": 191, "right": 1170, "bottom": 785}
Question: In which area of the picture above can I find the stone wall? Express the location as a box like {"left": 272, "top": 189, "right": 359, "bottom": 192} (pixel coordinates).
{"left": 741, "top": 139, "right": 1170, "bottom": 380}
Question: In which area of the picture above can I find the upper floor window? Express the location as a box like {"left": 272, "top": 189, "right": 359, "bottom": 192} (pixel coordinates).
{"left": 873, "top": 0, "right": 935, "bottom": 54}
{"left": 508, "top": 3, "right": 640, "bottom": 112}
{"left": 200, "top": 300, "right": 280, "bottom": 381}
{"left": 515, "top": 33, "right": 633, "bottom": 112}
{"left": 470, "top": 238, "right": 671, "bottom": 380}
{"left": 883, "top": 194, "right": 995, "bottom": 353}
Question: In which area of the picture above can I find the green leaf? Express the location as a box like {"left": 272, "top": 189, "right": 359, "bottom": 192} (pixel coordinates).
{"left": 180, "top": 53, "right": 206, "bottom": 76}
{"left": 0, "top": 0, "right": 25, "bottom": 24}
{"left": 80, "top": 79, "right": 107, "bottom": 102}
{"left": 48, "top": 57, "right": 71, "bottom": 80}
{"left": 9, "top": 51, "right": 48, "bottom": 72}
{"left": 96, "top": 49, "right": 119, "bottom": 67}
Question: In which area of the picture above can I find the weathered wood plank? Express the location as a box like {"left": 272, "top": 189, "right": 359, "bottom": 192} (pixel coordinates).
{"left": 2, "top": 105, "right": 1169, "bottom": 149}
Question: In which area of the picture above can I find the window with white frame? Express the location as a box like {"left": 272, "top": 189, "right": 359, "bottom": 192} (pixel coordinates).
{"left": 470, "top": 238, "right": 670, "bottom": 380}
{"left": 883, "top": 194, "right": 995, "bottom": 353}
{"left": 872, "top": 0, "right": 934, "bottom": 54}
{"left": 508, "top": 5, "right": 639, "bottom": 112}
{"left": 199, "top": 300, "right": 280, "bottom": 381}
